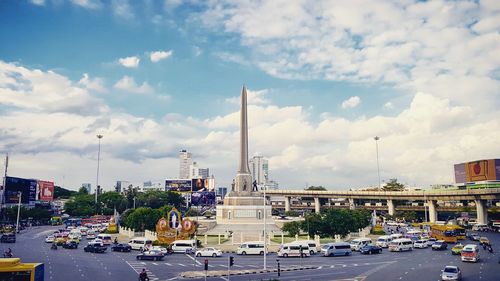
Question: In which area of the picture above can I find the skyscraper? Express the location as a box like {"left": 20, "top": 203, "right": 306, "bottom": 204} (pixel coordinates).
{"left": 249, "top": 155, "right": 269, "bottom": 186}
{"left": 179, "top": 150, "right": 192, "bottom": 179}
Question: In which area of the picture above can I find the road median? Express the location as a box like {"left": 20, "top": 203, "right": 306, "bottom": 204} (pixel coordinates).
{"left": 180, "top": 265, "right": 317, "bottom": 278}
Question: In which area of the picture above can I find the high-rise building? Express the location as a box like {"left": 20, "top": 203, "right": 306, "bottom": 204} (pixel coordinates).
{"left": 82, "top": 183, "right": 91, "bottom": 194}
{"left": 115, "top": 181, "right": 130, "bottom": 193}
{"left": 179, "top": 150, "right": 193, "bottom": 179}
{"left": 189, "top": 161, "right": 210, "bottom": 179}
{"left": 249, "top": 155, "right": 269, "bottom": 186}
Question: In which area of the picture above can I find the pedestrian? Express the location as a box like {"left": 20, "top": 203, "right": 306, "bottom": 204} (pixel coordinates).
{"left": 488, "top": 245, "right": 493, "bottom": 253}
{"left": 483, "top": 243, "right": 487, "bottom": 250}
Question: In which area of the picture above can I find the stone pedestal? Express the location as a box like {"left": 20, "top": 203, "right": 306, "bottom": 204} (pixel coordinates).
{"left": 216, "top": 194, "right": 273, "bottom": 224}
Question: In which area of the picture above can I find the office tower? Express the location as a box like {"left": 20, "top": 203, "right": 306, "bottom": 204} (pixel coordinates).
{"left": 249, "top": 155, "right": 269, "bottom": 186}
{"left": 179, "top": 150, "right": 192, "bottom": 179}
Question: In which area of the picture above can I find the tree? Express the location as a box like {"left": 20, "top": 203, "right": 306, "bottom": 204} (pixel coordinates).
{"left": 54, "top": 186, "right": 77, "bottom": 199}
{"left": 136, "top": 190, "right": 185, "bottom": 210}
{"left": 78, "top": 186, "right": 89, "bottom": 194}
{"left": 124, "top": 207, "right": 162, "bottom": 231}
{"left": 301, "top": 212, "right": 323, "bottom": 236}
{"left": 305, "top": 186, "right": 327, "bottom": 191}
{"left": 99, "top": 191, "right": 126, "bottom": 212}
{"left": 64, "top": 194, "right": 96, "bottom": 217}
{"left": 123, "top": 185, "right": 140, "bottom": 209}
{"left": 383, "top": 179, "right": 405, "bottom": 191}
{"left": 284, "top": 210, "right": 299, "bottom": 217}
{"left": 282, "top": 221, "right": 301, "bottom": 237}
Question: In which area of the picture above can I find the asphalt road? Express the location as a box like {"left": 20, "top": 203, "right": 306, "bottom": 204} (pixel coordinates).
{"left": 2, "top": 226, "right": 499, "bottom": 281}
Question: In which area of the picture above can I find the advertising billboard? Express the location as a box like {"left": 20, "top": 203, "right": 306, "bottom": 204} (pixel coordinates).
{"left": 191, "top": 178, "right": 215, "bottom": 192}
{"left": 455, "top": 159, "right": 500, "bottom": 183}
{"left": 165, "top": 179, "right": 192, "bottom": 192}
{"left": 4, "top": 176, "right": 37, "bottom": 204}
{"left": 191, "top": 191, "right": 216, "bottom": 206}
{"left": 38, "top": 180, "right": 54, "bottom": 201}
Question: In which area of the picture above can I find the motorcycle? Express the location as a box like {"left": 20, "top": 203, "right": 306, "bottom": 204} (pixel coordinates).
{"left": 51, "top": 244, "right": 58, "bottom": 250}
{"left": 3, "top": 252, "right": 13, "bottom": 258}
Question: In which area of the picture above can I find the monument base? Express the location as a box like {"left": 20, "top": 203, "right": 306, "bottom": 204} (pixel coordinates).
{"left": 216, "top": 203, "right": 273, "bottom": 224}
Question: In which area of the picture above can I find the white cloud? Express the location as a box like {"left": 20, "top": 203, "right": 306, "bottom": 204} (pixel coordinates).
{"left": 70, "top": 0, "right": 102, "bottom": 9}
{"left": 113, "top": 76, "right": 153, "bottom": 94}
{"left": 192, "top": 46, "right": 202, "bottom": 57}
{"left": 112, "top": 0, "right": 134, "bottom": 19}
{"left": 384, "top": 102, "right": 394, "bottom": 110}
{"left": 118, "top": 56, "right": 140, "bottom": 68}
{"left": 341, "top": 96, "right": 360, "bottom": 109}
{"left": 30, "top": 0, "right": 45, "bottom": 5}
{"left": 78, "top": 73, "right": 106, "bottom": 93}
{"left": 150, "top": 50, "right": 173, "bottom": 63}
{"left": 225, "top": 88, "right": 271, "bottom": 106}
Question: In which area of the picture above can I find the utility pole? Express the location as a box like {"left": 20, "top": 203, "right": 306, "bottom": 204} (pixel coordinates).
{"left": 16, "top": 192, "right": 21, "bottom": 233}
{"left": 95, "top": 134, "right": 103, "bottom": 214}
{"left": 1, "top": 153, "right": 8, "bottom": 215}
{"left": 374, "top": 136, "right": 381, "bottom": 189}
{"left": 263, "top": 185, "right": 267, "bottom": 270}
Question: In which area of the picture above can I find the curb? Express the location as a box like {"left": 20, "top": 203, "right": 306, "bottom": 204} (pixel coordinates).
{"left": 180, "top": 266, "right": 317, "bottom": 278}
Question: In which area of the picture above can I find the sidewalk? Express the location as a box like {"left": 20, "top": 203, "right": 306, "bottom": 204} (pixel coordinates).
{"left": 181, "top": 265, "right": 318, "bottom": 278}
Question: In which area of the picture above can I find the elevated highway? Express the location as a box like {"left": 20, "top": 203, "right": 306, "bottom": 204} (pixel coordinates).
{"left": 265, "top": 188, "right": 500, "bottom": 224}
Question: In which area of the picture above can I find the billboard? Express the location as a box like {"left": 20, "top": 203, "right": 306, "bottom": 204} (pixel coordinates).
{"left": 191, "top": 191, "right": 216, "bottom": 206}
{"left": 165, "top": 179, "right": 192, "bottom": 192}
{"left": 191, "top": 178, "right": 215, "bottom": 192}
{"left": 38, "top": 180, "right": 54, "bottom": 201}
{"left": 4, "top": 176, "right": 37, "bottom": 204}
{"left": 455, "top": 159, "right": 500, "bottom": 183}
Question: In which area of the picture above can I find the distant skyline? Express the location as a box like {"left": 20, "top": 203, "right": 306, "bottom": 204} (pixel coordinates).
{"left": 1, "top": 1, "right": 499, "bottom": 191}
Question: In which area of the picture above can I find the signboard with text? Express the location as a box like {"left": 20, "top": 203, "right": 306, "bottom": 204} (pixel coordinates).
{"left": 38, "top": 180, "right": 54, "bottom": 201}
{"left": 165, "top": 179, "right": 192, "bottom": 192}
{"left": 4, "top": 176, "right": 37, "bottom": 204}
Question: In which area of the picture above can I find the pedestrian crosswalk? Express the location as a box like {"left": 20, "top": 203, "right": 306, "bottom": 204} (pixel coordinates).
{"left": 126, "top": 261, "right": 159, "bottom": 281}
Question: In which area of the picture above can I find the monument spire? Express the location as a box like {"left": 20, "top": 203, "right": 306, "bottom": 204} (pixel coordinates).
{"left": 238, "top": 85, "right": 250, "bottom": 174}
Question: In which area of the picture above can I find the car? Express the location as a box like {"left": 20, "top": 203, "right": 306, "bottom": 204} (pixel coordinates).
{"left": 136, "top": 250, "right": 165, "bottom": 261}
{"left": 467, "top": 232, "right": 479, "bottom": 240}
{"left": 359, "top": 244, "right": 382, "bottom": 255}
{"left": 150, "top": 246, "right": 171, "bottom": 256}
{"left": 111, "top": 243, "right": 132, "bottom": 252}
{"left": 479, "top": 237, "right": 490, "bottom": 245}
{"left": 83, "top": 244, "right": 107, "bottom": 253}
{"left": 89, "top": 238, "right": 104, "bottom": 246}
{"left": 45, "top": 235, "right": 55, "bottom": 243}
{"left": 55, "top": 237, "right": 67, "bottom": 246}
{"left": 87, "top": 233, "right": 96, "bottom": 240}
{"left": 1, "top": 233, "right": 16, "bottom": 243}
{"left": 432, "top": 240, "right": 448, "bottom": 251}
{"left": 451, "top": 244, "right": 464, "bottom": 255}
{"left": 441, "top": 265, "right": 462, "bottom": 281}
{"left": 427, "top": 238, "right": 437, "bottom": 246}
{"left": 195, "top": 247, "right": 223, "bottom": 257}
{"left": 62, "top": 241, "right": 78, "bottom": 249}
{"left": 470, "top": 234, "right": 480, "bottom": 241}
{"left": 414, "top": 240, "right": 428, "bottom": 249}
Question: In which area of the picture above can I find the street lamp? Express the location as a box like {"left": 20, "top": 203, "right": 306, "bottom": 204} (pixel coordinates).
{"left": 96, "top": 134, "right": 103, "bottom": 214}
{"left": 263, "top": 184, "right": 267, "bottom": 270}
{"left": 374, "top": 136, "right": 381, "bottom": 189}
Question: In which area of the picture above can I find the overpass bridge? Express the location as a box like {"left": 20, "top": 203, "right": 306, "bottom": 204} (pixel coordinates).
{"left": 265, "top": 188, "right": 500, "bottom": 224}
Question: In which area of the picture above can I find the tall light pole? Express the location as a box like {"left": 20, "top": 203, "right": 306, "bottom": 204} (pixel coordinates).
{"left": 374, "top": 136, "right": 381, "bottom": 189}
{"left": 96, "top": 134, "right": 103, "bottom": 214}
{"left": 263, "top": 184, "right": 267, "bottom": 270}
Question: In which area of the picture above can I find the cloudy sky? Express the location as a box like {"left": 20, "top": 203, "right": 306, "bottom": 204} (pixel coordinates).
{"left": 0, "top": 0, "right": 499, "bottom": 191}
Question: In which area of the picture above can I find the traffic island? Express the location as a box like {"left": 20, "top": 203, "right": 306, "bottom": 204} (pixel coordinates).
{"left": 180, "top": 265, "right": 318, "bottom": 278}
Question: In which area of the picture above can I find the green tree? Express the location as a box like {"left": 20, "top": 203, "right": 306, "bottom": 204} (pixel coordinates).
{"left": 383, "top": 179, "right": 405, "bottom": 191}
{"left": 54, "top": 186, "right": 77, "bottom": 199}
{"left": 136, "top": 190, "right": 185, "bottom": 209}
{"left": 123, "top": 185, "right": 140, "bottom": 208}
{"left": 301, "top": 212, "right": 323, "bottom": 236}
{"left": 78, "top": 186, "right": 89, "bottom": 194}
{"left": 124, "top": 207, "right": 162, "bottom": 231}
{"left": 99, "top": 191, "right": 126, "bottom": 212}
{"left": 64, "top": 194, "right": 96, "bottom": 217}
{"left": 284, "top": 210, "right": 300, "bottom": 217}
{"left": 282, "top": 221, "right": 302, "bottom": 236}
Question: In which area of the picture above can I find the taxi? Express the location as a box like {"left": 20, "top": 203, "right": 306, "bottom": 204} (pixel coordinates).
{"left": 479, "top": 237, "right": 490, "bottom": 246}
{"left": 451, "top": 243, "right": 463, "bottom": 255}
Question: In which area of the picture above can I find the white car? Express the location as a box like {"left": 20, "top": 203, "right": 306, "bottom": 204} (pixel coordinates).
{"left": 45, "top": 235, "right": 55, "bottom": 243}
{"left": 87, "top": 233, "right": 96, "bottom": 240}
{"left": 413, "top": 240, "right": 428, "bottom": 249}
{"left": 195, "top": 247, "right": 223, "bottom": 257}
{"left": 89, "top": 238, "right": 104, "bottom": 246}
{"left": 151, "top": 246, "right": 169, "bottom": 256}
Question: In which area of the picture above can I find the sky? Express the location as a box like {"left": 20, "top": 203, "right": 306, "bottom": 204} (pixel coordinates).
{"left": 0, "top": 0, "right": 499, "bottom": 191}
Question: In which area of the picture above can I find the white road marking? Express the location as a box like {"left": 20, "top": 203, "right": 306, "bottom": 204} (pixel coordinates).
{"left": 185, "top": 253, "right": 202, "bottom": 265}
{"left": 177, "top": 263, "right": 186, "bottom": 267}
{"left": 165, "top": 263, "right": 172, "bottom": 266}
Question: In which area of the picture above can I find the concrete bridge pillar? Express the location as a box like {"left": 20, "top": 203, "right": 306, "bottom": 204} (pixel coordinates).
{"left": 387, "top": 199, "right": 395, "bottom": 216}
{"left": 427, "top": 200, "right": 438, "bottom": 223}
{"left": 474, "top": 199, "right": 488, "bottom": 225}
{"left": 284, "top": 197, "right": 291, "bottom": 212}
{"left": 348, "top": 198, "right": 356, "bottom": 210}
{"left": 314, "top": 197, "right": 321, "bottom": 213}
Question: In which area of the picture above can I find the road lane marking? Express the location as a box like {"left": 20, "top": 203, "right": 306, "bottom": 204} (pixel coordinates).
{"left": 165, "top": 263, "right": 172, "bottom": 266}
{"left": 185, "top": 253, "right": 202, "bottom": 265}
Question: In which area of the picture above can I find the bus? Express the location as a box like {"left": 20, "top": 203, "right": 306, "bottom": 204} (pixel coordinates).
{"left": 447, "top": 225, "right": 466, "bottom": 240}
{"left": 0, "top": 258, "right": 44, "bottom": 281}
{"left": 430, "top": 225, "right": 458, "bottom": 243}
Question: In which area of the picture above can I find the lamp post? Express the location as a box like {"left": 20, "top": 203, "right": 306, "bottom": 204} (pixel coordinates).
{"left": 263, "top": 184, "right": 267, "bottom": 270}
{"left": 96, "top": 134, "right": 103, "bottom": 214}
{"left": 374, "top": 136, "right": 381, "bottom": 189}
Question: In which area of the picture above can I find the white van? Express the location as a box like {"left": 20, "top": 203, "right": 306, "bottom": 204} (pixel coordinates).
{"left": 78, "top": 227, "right": 88, "bottom": 236}
{"left": 290, "top": 240, "right": 318, "bottom": 255}
{"left": 237, "top": 241, "right": 265, "bottom": 255}
{"left": 96, "top": 234, "right": 112, "bottom": 245}
{"left": 388, "top": 238, "right": 413, "bottom": 252}
{"left": 128, "top": 237, "right": 153, "bottom": 251}
{"left": 321, "top": 242, "right": 352, "bottom": 257}
{"left": 350, "top": 238, "right": 372, "bottom": 251}
{"left": 376, "top": 236, "right": 392, "bottom": 248}
{"left": 278, "top": 243, "right": 310, "bottom": 258}
{"left": 390, "top": 233, "right": 403, "bottom": 240}
{"left": 171, "top": 240, "right": 197, "bottom": 253}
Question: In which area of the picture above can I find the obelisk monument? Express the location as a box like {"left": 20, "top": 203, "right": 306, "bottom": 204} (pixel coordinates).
{"left": 216, "top": 85, "right": 273, "bottom": 223}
